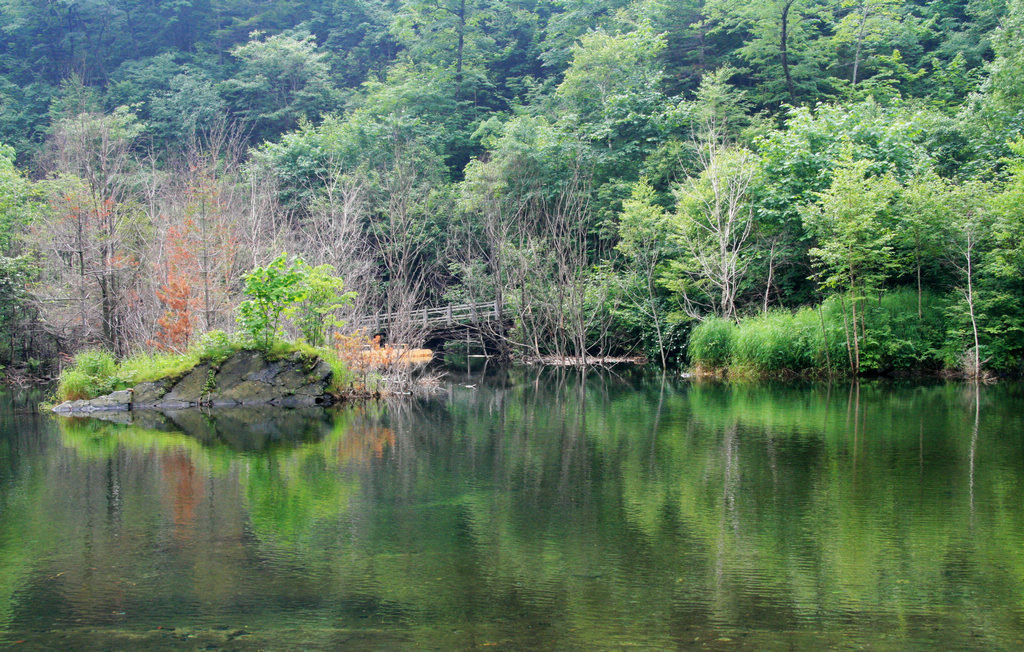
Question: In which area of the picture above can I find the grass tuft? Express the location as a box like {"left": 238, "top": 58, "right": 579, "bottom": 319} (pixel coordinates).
{"left": 687, "top": 289, "right": 948, "bottom": 377}
{"left": 55, "top": 349, "right": 118, "bottom": 401}
{"left": 688, "top": 317, "right": 736, "bottom": 369}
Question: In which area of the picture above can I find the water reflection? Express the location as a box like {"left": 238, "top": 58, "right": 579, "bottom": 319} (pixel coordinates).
{"left": 0, "top": 374, "right": 1023, "bottom": 649}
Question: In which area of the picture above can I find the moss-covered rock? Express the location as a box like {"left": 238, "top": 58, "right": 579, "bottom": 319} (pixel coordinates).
{"left": 52, "top": 351, "right": 335, "bottom": 414}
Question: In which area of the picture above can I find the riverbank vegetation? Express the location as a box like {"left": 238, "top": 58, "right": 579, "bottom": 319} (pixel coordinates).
{"left": 1, "top": 0, "right": 1023, "bottom": 379}
{"left": 52, "top": 255, "right": 400, "bottom": 403}
{"left": 690, "top": 290, "right": 950, "bottom": 378}
{"left": 52, "top": 335, "right": 357, "bottom": 404}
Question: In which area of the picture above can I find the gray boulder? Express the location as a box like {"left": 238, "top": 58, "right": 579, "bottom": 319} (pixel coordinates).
{"left": 52, "top": 350, "right": 336, "bottom": 415}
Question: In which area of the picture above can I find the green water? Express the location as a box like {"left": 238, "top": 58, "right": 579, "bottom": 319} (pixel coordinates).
{"left": 1, "top": 371, "right": 1023, "bottom": 650}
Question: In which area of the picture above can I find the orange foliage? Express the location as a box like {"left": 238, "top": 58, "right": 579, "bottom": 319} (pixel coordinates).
{"left": 335, "top": 424, "right": 396, "bottom": 463}
{"left": 151, "top": 222, "right": 200, "bottom": 352}
{"left": 332, "top": 332, "right": 433, "bottom": 373}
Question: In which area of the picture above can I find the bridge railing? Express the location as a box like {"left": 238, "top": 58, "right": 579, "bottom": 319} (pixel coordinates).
{"left": 352, "top": 299, "right": 503, "bottom": 331}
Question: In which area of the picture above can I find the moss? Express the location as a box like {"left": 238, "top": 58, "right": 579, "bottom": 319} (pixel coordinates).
{"left": 48, "top": 336, "right": 378, "bottom": 406}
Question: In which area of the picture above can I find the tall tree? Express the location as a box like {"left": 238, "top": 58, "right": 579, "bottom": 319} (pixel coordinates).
{"left": 39, "top": 107, "right": 146, "bottom": 354}
{"left": 223, "top": 31, "right": 340, "bottom": 141}
{"left": 391, "top": 0, "right": 529, "bottom": 100}
{"left": 831, "top": 0, "right": 902, "bottom": 87}
{"left": 803, "top": 156, "right": 900, "bottom": 374}
{"left": 706, "top": 0, "right": 836, "bottom": 105}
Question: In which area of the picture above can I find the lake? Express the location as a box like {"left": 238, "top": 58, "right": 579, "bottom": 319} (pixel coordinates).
{"left": 1, "top": 368, "right": 1023, "bottom": 650}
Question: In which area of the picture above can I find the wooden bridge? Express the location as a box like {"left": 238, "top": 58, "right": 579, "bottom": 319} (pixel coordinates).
{"left": 352, "top": 300, "right": 506, "bottom": 343}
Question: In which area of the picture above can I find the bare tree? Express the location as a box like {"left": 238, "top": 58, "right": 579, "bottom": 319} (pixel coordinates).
{"left": 36, "top": 108, "right": 146, "bottom": 354}
{"left": 948, "top": 212, "right": 986, "bottom": 379}
{"left": 497, "top": 152, "right": 605, "bottom": 363}
{"left": 454, "top": 154, "right": 529, "bottom": 359}
{"left": 669, "top": 136, "right": 758, "bottom": 322}
{"left": 128, "top": 120, "right": 279, "bottom": 348}
{"left": 365, "top": 135, "right": 449, "bottom": 351}
{"left": 544, "top": 162, "right": 596, "bottom": 361}
{"left": 154, "top": 122, "right": 257, "bottom": 336}
{"left": 296, "top": 158, "right": 377, "bottom": 325}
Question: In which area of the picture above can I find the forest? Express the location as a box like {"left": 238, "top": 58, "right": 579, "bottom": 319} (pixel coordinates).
{"left": 0, "top": 0, "right": 1022, "bottom": 377}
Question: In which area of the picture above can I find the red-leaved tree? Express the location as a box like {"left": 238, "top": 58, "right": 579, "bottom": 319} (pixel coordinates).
{"left": 151, "top": 221, "right": 199, "bottom": 352}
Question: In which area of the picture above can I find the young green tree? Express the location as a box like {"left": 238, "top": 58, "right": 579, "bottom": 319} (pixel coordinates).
{"left": 295, "top": 263, "right": 355, "bottom": 347}
{"left": 616, "top": 177, "right": 670, "bottom": 368}
{"left": 803, "top": 156, "right": 900, "bottom": 374}
{"left": 236, "top": 254, "right": 310, "bottom": 351}
{"left": 946, "top": 192, "right": 990, "bottom": 378}
{"left": 896, "top": 170, "right": 954, "bottom": 319}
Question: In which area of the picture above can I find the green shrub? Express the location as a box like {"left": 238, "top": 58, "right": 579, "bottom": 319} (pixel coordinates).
{"left": 55, "top": 349, "right": 117, "bottom": 401}
{"left": 688, "top": 317, "right": 736, "bottom": 369}
{"left": 56, "top": 369, "right": 96, "bottom": 401}
{"left": 236, "top": 254, "right": 309, "bottom": 350}
{"left": 685, "top": 289, "right": 948, "bottom": 377}
{"left": 196, "top": 330, "right": 238, "bottom": 363}
{"left": 73, "top": 349, "right": 116, "bottom": 379}
{"left": 856, "top": 289, "right": 947, "bottom": 373}
{"left": 733, "top": 310, "right": 815, "bottom": 374}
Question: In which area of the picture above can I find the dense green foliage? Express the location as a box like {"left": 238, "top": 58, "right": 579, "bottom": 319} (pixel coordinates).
{"left": 235, "top": 254, "right": 351, "bottom": 351}
{"left": 690, "top": 290, "right": 950, "bottom": 376}
{"left": 54, "top": 256, "right": 362, "bottom": 403}
{"left": 1, "top": 0, "right": 1023, "bottom": 377}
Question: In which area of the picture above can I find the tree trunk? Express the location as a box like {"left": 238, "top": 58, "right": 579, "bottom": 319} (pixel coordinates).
{"left": 852, "top": 4, "right": 869, "bottom": 86}
{"left": 818, "top": 304, "right": 832, "bottom": 375}
{"left": 780, "top": 0, "right": 797, "bottom": 102}
{"left": 850, "top": 293, "right": 861, "bottom": 376}
{"left": 455, "top": 0, "right": 466, "bottom": 99}
{"left": 966, "top": 234, "right": 980, "bottom": 378}
{"left": 641, "top": 264, "right": 666, "bottom": 369}
{"left": 763, "top": 240, "right": 777, "bottom": 314}
{"left": 200, "top": 195, "right": 213, "bottom": 332}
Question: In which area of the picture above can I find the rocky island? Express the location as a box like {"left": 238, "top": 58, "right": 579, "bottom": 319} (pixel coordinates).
{"left": 52, "top": 349, "right": 337, "bottom": 414}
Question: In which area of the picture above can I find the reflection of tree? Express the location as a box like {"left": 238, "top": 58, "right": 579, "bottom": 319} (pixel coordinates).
{"left": 5, "top": 378, "right": 1024, "bottom": 648}
{"left": 334, "top": 422, "right": 395, "bottom": 464}
{"left": 162, "top": 452, "right": 204, "bottom": 541}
